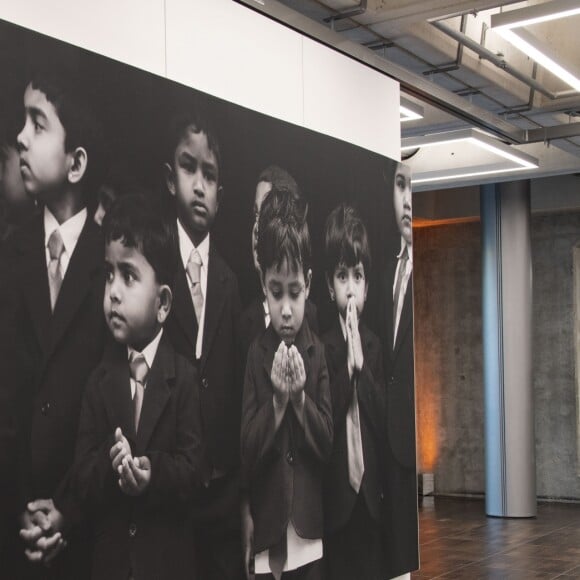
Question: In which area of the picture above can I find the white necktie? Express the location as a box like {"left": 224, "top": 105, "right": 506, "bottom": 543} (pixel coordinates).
{"left": 346, "top": 378, "right": 365, "bottom": 493}
{"left": 47, "top": 229, "right": 65, "bottom": 311}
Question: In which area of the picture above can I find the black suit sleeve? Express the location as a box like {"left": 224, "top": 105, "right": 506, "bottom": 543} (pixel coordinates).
{"left": 73, "top": 367, "right": 118, "bottom": 510}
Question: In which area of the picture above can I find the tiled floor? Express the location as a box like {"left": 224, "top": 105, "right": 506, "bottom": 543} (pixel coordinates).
{"left": 412, "top": 496, "right": 580, "bottom": 579}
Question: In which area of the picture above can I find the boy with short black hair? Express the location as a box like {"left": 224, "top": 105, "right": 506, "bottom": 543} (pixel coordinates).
{"left": 322, "top": 203, "right": 385, "bottom": 580}
{"left": 241, "top": 193, "right": 332, "bottom": 580}
{"left": 74, "top": 194, "right": 203, "bottom": 580}
{"left": 0, "top": 68, "right": 106, "bottom": 577}
{"left": 163, "top": 103, "right": 244, "bottom": 579}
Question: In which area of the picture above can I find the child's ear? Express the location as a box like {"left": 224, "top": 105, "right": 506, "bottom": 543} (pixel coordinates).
{"left": 325, "top": 273, "right": 335, "bottom": 302}
{"left": 67, "top": 147, "right": 88, "bottom": 185}
{"left": 260, "top": 271, "right": 267, "bottom": 298}
{"left": 304, "top": 269, "right": 312, "bottom": 300}
{"left": 164, "top": 162, "right": 176, "bottom": 196}
{"left": 156, "top": 285, "right": 173, "bottom": 324}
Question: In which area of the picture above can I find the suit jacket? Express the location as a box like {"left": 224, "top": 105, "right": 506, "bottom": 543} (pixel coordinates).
{"left": 322, "top": 319, "right": 385, "bottom": 533}
{"left": 74, "top": 334, "right": 203, "bottom": 580}
{"left": 166, "top": 242, "right": 241, "bottom": 475}
{"left": 384, "top": 272, "right": 416, "bottom": 470}
{"left": 0, "top": 213, "right": 106, "bottom": 518}
{"left": 381, "top": 259, "right": 419, "bottom": 578}
{"left": 241, "top": 321, "right": 333, "bottom": 553}
{"left": 239, "top": 297, "right": 319, "bottom": 368}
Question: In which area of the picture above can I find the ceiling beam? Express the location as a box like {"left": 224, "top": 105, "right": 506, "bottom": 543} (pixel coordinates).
{"left": 526, "top": 122, "right": 580, "bottom": 143}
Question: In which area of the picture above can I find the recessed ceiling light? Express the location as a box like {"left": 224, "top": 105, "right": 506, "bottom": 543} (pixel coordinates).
{"left": 401, "top": 128, "right": 538, "bottom": 185}
{"left": 491, "top": 0, "right": 580, "bottom": 92}
{"left": 400, "top": 97, "right": 424, "bottom": 122}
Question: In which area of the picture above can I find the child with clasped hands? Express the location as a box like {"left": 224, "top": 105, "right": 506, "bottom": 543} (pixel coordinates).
{"left": 73, "top": 195, "right": 203, "bottom": 580}
{"left": 109, "top": 427, "right": 151, "bottom": 496}
{"left": 240, "top": 190, "right": 332, "bottom": 580}
{"left": 271, "top": 342, "right": 307, "bottom": 429}
{"left": 322, "top": 203, "right": 386, "bottom": 580}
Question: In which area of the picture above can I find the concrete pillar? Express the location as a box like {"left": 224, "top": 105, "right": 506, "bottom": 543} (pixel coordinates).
{"left": 481, "top": 180, "right": 536, "bottom": 518}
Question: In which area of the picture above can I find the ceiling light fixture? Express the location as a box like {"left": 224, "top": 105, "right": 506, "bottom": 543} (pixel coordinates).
{"left": 400, "top": 97, "right": 424, "bottom": 122}
{"left": 491, "top": 0, "right": 580, "bottom": 92}
{"left": 402, "top": 128, "right": 538, "bottom": 185}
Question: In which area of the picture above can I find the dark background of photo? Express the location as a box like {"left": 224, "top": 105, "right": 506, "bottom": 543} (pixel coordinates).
{"left": 0, "top": 17, "right": 403, "bottom": 343}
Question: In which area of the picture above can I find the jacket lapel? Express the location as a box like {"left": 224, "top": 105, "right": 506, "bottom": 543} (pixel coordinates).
{"left": 200, "top": 245, "right": 226, "bottom": 371}
{"left": 135, "top": 335, "right": 173, "bottom": 454}
{"left": 19, "top": 215, "right": 52, "bottom": 357}
{"left": 394, "top": 277, "right": 413, "bottom": 357}
{"left": 48, "top": 218, "right": 104, "bottom": 361}
{"left": 100, "top": 343, "right": 136, "bottom": 445}
{"left": 325, "top": 319, "right": 346, "bottom": 373}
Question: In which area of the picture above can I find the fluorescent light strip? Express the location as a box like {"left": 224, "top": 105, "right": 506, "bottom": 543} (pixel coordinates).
{"left": 496, "top": 28, "right": 580, "bottom": 92}
{"left": 491, "top": 1, "right": 580, "bottom": 92}
{"left": 400, "top": 98, "right": 424, "bottom": 122}
{"left": 468, "top": 136, "right": 537, "bottom": 168}
{"left": 402, "top": 128, "right": 538, "bottom": 185}
{"left": 491, "top": 0, "right": 580, "bottom": 30}
{"left": 402, "top": 129, "right": 538, "bottom": 170}
{"left": 401, "top": 133, "right": 470, "bottom": 150}
{"left": 400, "top": 105, "right": 423, "bottom": 122}
{"left": 412, "top": 165, "right": 530, "bottom": 185}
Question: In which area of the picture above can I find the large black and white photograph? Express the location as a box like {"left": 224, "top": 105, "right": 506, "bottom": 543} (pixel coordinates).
{"left": 0, "top": 15, "right": 418, "bottom": 580}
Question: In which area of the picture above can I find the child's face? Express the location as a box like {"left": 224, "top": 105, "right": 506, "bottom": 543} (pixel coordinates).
{"left": 252, "top": 180, "right": 271, "bottom": 272}
{"left": 328, "top": 261, "right": 368, "bottom": 320}
{"left": 262, "top": 259, "right": 311, "bottom": 345}
{"left": 17, "top": 84, "right": 72, "bottom": 200}
{"left": 166, "top": 127, "right": 220, "bottom": 243}
{"left": 104, "top": 239, "right": 170, "bottom": 351}
{"left": 393, "top": 163, "right": 412, "bottom": 245}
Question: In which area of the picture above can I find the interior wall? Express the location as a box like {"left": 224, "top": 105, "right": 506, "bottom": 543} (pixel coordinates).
{"left": 0, "top": 0, "right": 400, "bottom": 160}
{"left": 414, "top": 174, "right": 580, "bottom": 222}
{"left": 414, "top": 209, "right": 580, "bottom": 500}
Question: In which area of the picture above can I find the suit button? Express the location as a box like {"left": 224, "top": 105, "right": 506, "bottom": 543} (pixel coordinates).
{"left": 129, "top": 523, "right": 137, "bottom": 538}
{"left": 41, "top": 402, "right": 50, "bottom": 415}
{"left": 286, "top": 451, "right": 294, "bottom": 465}
{"left": 201, "top": 378, "right": 208, "bottom": 389}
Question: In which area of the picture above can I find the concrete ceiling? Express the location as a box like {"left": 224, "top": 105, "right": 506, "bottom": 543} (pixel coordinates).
{"left": 240, "top": 0, "right": 580, "bottom": 189}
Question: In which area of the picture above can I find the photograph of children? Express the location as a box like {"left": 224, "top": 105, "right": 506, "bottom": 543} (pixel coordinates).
{"left": 0, "top": 17, "right": 418, "bottom": 580}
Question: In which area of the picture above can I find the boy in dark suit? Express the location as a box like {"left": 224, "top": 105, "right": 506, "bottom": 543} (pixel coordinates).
{"left": 240, "top": 178, "right": 319, "bottom": 579}
{"left": 0, "top": 69, "right": 106, "bottom": 578}
{"left": 381, "top": 161, "right": 418, "bottom": 579}
{"left": 74, "top": 194, "right": 203, "bottom": 580}
{"left": 241, "top": 193, "right": 333, "bottom": 580}
{"left": 163, "top": 105, "right": 244, "bottom": 579}
{"left": 321, "top": 204, "right": 385, "bottom": 580}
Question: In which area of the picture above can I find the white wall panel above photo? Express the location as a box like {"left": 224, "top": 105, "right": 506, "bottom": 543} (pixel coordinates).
{"left": 164, "top": 0, "right": 305, "bottom": 128}
{"left": 0, "top": 0, "right": 401, "bottom": 158}
{"left": 302, "top": 36, "right": 400, "bottom": 161}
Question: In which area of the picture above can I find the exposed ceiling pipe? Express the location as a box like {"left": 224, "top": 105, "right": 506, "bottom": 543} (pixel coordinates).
{"left": 236, "top": 0, "right": 580, "bottom": 144}
{"left": 323, "top": 0, "right": 367, "bottom": 24}
{"left": 235, "top": 0, "right": 526, "bottom": 142}
{"left": 431, "top": 20, "right": 558, "bottom": 100}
